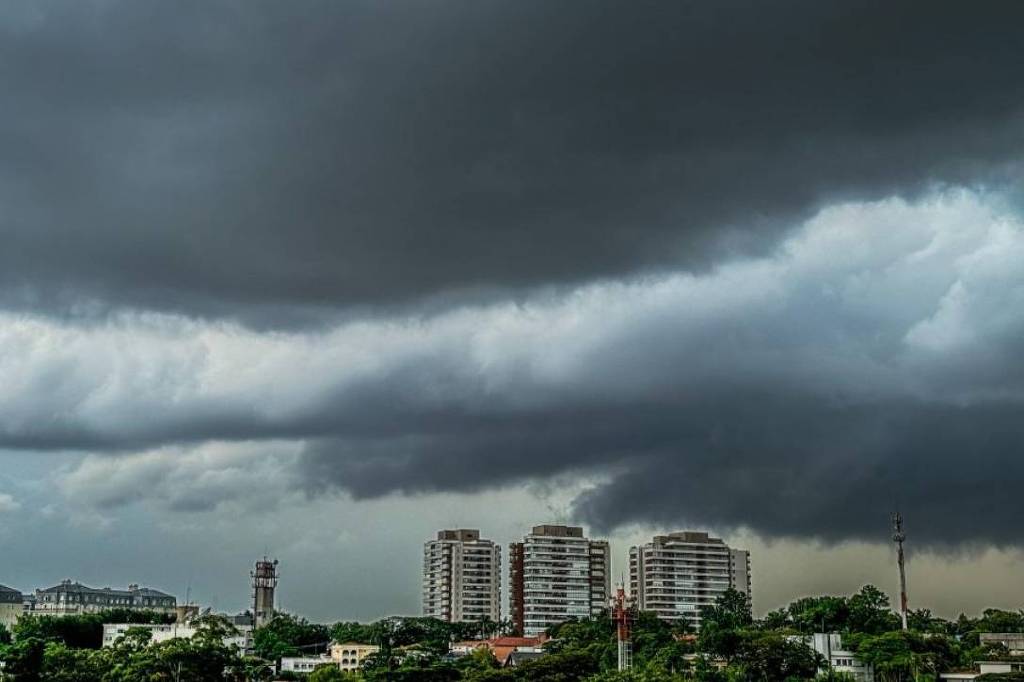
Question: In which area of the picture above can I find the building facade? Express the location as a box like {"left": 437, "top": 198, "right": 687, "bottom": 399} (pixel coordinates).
{"left": 629, "top": 531, "right": 751, "bottom": 628}
{"left": 330, "top": 642, "right": 381, "bottom": 671}
{"left": 280, "top": 656, "right": 333, "bottom": 674}
{"left": 0, "top": 584, "right": 22, "bottom": 629}
{"left": 102, "top": 621, "right": 252, "bottom": 653}
{"left": 34, "top": 580, "right": 176, "bottom": 616}
{"left": 423, "top": 529, "right": 501, "bottom": 623}
{"left": 509, "top": 525, "right": 611, "bottom": 636}
{"left": 805, "top": 633, "right": 874, "bottom": 682}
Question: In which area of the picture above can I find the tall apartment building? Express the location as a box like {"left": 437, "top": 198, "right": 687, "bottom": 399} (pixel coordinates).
{"left": 423, "top": 529, "right": 501, "bottom": 623}
{"left": 629, "top": 531, "right": 751, "bottom": 629}
{"left": 508, "top": 525, "right": 611, "bottom": 636}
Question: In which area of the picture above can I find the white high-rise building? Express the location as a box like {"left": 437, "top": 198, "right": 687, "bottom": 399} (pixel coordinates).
{"left": 423, "top": 529, "right": 501, "bottom": 623}
{"left": 629, "top": 531, "right": 751, "bottom": 629}
{"left": 509, "top": 525, "right": 611, "bottom": 636}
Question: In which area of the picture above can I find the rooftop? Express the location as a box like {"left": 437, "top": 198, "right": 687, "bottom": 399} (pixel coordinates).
{"left": 37, "top": 580, "right": 173, "bottom": 599}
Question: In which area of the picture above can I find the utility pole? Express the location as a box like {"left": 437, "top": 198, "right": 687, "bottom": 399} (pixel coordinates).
{"left": 892, "top": 512, "right": 908, "bottom": 630}
{"left": 613, "top": 582, "right": 632, "bottom": 671}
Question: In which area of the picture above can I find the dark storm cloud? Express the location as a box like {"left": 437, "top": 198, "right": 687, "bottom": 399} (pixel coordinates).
{"left": 2, "top": 0, "right": 1024, "bottom": 324}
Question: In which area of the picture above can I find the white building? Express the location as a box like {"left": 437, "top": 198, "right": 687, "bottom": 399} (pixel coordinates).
{"left": 941, "top": 660, "right": 1024, "bottom": 681}
{"left": 423, "top": 529, "right": 501, "bottom": 623}
{"left": 804, "top": 633, "right": 874, "bottom": 682}
{"left": 629, "top": 531, "right": 751, "bottom": 628}
{"left": 0, "top": 585, "right": 22, "bottom": 629}
{"left": 980, "top": 633, "right": 1024, "bottom": 653}
{"left": 280, "top": 655, "right": 333, "bottom": 674}
{"left": 509, "top": 525, "right": 611, "bottom": 636}
{"left": 101, "top": 621, "right": 252, "bottom": 653}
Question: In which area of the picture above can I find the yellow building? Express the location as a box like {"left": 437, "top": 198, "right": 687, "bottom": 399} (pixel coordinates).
{"left": 330, "top": 642, "right": 380, "bottom": 671}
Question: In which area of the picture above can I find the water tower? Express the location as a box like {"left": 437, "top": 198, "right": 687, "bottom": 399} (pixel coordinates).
{"left": 251, "top": 557, "right": 279, "bottom": 628}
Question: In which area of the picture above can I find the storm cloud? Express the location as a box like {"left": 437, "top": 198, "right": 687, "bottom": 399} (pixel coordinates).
{"left": 2, "top": 1, "right": 1024, "bottom": 324}
{"left": 3, "top": 191, "right": 1023, "bottom": 545}
{"left": 5, "top": 0, "right": 1024, "bottom": 617}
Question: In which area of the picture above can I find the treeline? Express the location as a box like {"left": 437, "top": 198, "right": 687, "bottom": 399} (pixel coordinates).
{"left": 3, "top": 587, "right": 1024, "bottom": 681}
{"left": 0, "top": 614, "right": 259, "bottom": 682}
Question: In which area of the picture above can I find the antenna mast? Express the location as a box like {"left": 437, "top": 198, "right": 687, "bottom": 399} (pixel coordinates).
{"left": 891, "top": 513, "right": 908, "bottom": 630}
{"left": 613, "top": 582, "right": 632, "bottom": 671}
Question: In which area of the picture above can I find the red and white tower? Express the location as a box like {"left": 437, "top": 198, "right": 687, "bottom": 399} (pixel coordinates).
{"left": 613, "top": 582, "right": 632, "bottom": 671}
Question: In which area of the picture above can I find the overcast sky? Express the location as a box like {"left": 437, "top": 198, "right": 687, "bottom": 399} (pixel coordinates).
{"left": 3, "top": 0, "right": 1024, "bottom": 622}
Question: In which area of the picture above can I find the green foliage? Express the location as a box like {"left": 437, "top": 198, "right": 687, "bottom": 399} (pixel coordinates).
{"left": 731, "top": 633, "right": 821, "bottom": 680}
{"left": 309, "top": 664, "right": 353, "bottom": 682}
{"left": 8, "top": 594, "right": 1024, "bottom": 682}
{"left": 252, "top": 612, "right": 330, "bottom": 660}
{"left": 10, "top": 610, "right": 173, "bottom": 651}
{"left": 700, "top": 589, "right": 753, "bottom": 632}
{"left": 0, "top": 623, "right": 10, "bottom": 646}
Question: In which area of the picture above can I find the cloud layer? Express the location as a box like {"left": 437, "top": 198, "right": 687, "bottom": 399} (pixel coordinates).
{"left": 2, "top": 1, "right": 1023, "bottom": 324}
{"left": 8, "top": 191, "right": 1022, "bottom": 545}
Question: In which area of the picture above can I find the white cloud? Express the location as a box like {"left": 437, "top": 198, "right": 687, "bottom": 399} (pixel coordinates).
{"left": 0, "top": 492, "right": 20, "bottom": 513}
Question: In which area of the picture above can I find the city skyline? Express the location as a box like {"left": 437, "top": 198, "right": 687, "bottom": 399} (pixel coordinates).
{"left": 4, "top": 514, "right": 1021, "bottom": 626}
{"left": 3, "top": 0, "right": 1024, "bottom": 635}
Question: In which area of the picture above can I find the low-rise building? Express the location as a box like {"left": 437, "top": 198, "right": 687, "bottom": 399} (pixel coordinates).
{"left": 330, "top": 642, "right": 380, "bottom": 671}
{"left": 981, "top": 633, "right": 1024, "bottom": 654}
{"left": 280, "top": 656, "right": 334, "bottom": 674}
{"left": 0, "top": 585, "right": 23, "bottom": 629}
{"left": 35, "top": 580, "right": 176, "bottom": 616}
{"left": 452, "top": 635, "right": 547, "bottom": 665}
{"left": 101, "top": 620, "right": 252, "bottom": 653}
{"left": 940, "top": 660, "right": 1024, "bottom": 681}
{"left": 804, "top": 633, "right": 873, "bottom": 682}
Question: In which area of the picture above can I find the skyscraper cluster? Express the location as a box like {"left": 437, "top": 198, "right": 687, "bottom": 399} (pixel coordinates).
{"left": 423, "top": 525, "right": 751, "bottom": 634}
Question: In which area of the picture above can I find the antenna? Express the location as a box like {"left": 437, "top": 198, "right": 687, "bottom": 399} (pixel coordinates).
{"left": 891, "top": 512, "right": 908, "bottom": 630}
{"left": 613, "top": 581, "right": 632, "bottom": 671}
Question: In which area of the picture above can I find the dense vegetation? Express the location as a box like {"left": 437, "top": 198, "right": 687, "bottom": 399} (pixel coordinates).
{"left": 3, "top": 588, "right": 1024, "bottom": 681}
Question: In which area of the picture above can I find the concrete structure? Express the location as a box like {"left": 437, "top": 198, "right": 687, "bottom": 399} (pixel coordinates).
{"left": 330, "top": 642, "right": 381, "bottom": 671}
{"left": 980, "top": 633, "right": 1024, "bottom": 653}
{"left": 729, "top": 549, "right": 751, "bottom": 598}
{"left": 509, "top": 524, "right": 611, "bottom": 636}
{"left": 805, "top": 633, "right": 874, "bottom": 682}
{"left": 0, "top": 585, "right": 22, "bottom": 629}
{"left": 941, "top": 661, "right": 1024, "bottom": 681}
{"left": 33, "top": 580, "right": 175, "bottom": 616}
{"left": 629, "top": 531, "right": 750, "bottom": 629}
{"left": 452, "top": 635, "right": 547, "bottom": 665}
{"left": 423, "top": 529, "right": 501, "bottom": 623}
{"left": 251, "top": 557, "right": 278, "bottom": 628}
{"left": 280, "top": 655, "right": 333, "bottom": 674}
{"left": 102, "top": 621, "right": 252, "bottom": 652}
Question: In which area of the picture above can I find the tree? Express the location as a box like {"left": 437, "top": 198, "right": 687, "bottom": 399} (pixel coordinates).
{"left": 252, "top": 612, "right": 330, "bottom": 660}
{"left": 855, "top": 630, "right": 936, "bottom": 682}
{"left": 308, "top": 664, "right": 350, "bottom": 682}
{"left": 847, "top": 585, "right": 900, "bottom": 635}
{"left": 699, "top": 589, "right": 753, "bottom": 631}
{"left": 0, "top": 636, "right": 46, "bottom": 682}
{"left": 786, "top": 596, "right": 850, "bottom": 634}
{"left": 732, "top": 633, "right": 822, "bottom": 681}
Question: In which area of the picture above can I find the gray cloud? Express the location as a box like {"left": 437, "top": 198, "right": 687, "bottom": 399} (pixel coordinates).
{"left": 2, "top": 1, "right": 1024, "bottom": 325}
{"left": 17, "top": 191, "right": 1023, "bottom": 546}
